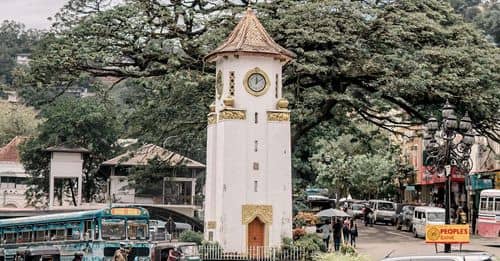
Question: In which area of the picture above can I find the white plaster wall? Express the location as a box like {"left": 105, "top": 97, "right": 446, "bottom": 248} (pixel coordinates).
{"left": 204, "top": 123, "right": 217, "bottom": 239}
{"left": 50, "top": 152, "right": 83, "bottom": 178}
{"left": 216, "top": 120, "right": 248, "bottom": 251}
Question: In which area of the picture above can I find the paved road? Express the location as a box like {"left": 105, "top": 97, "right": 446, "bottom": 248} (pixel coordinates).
{"left": 353, "top": 220, "right": 500, "bottom": 260}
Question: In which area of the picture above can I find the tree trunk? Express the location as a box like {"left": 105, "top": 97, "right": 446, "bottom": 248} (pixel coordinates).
{"left": 68, "top": 179, "right": 77, "bottom": 206}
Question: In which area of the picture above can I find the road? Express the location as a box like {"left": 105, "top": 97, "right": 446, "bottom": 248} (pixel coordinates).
{"left": 354, "top": 221, "right": 500, "bottom": 260}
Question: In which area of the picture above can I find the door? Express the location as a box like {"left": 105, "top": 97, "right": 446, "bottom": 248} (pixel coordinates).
{"left": 248, "top": 218, "right": 265, "bottom": 253}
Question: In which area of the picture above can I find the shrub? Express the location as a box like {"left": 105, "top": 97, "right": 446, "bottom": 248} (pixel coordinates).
{"left": 294, "top": 212, "right": 319, "bottom": 227}
{"left": 293, "top": 233, "right": 326, "bottom": 253}
{"left": 179, "top": 230, "right": 203, "bottom": 245}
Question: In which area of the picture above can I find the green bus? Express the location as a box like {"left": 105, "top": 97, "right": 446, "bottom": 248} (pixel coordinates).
{"left": 0, "top": 207, "right": 151, "bottom": 261}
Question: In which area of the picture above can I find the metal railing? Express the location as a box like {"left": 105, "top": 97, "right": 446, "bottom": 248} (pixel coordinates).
{"left": 199, "top": 246, "right": 307, "bottom": 261}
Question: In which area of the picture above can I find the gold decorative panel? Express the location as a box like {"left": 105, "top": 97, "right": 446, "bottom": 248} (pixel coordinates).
{"left": 220, "top": 109, "right": 246, "bottom": 120}
{"left": 207, "top": 221, "right": 216, "bottom": 229}
{"left": 267, "top": 111, "right": 290, "bottom": 122}
{"left": 242, "top": 205, "right": 273, "bottom": 224}
{"left": 207, "top": 113, "right": 217, "bottom": 125}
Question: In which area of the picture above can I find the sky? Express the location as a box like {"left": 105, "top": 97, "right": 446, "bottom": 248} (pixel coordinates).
{"left": 0, "top": 0, "right": 67, "bottom": 29}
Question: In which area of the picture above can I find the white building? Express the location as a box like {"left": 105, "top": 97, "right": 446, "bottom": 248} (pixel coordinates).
{"left": 203, "top": 8, "right": 295, "bottom": 252}
{"left": 0, "top": 137, "right": 28, "bottom": 208}
{"left": 100, "top": 144, "right": 205, "bottom": 218}
{"left": 16, "top": 53, "right": 31, "bottom": 66}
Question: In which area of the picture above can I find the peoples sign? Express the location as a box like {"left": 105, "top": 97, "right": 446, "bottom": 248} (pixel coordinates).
{"left": 425, "top": 224, "right": 470, "bottom": 244}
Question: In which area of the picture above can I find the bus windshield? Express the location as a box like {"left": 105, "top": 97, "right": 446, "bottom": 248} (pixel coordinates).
{"left": 128, "top": 220, "right": 148, "bottom": 240}
{"left": 102, "top": 219, "right": 126, "bottom": 240}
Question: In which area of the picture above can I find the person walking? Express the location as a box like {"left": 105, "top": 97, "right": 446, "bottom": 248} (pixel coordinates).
{"left": 333, "top": 219, "right": 342, "bottom": 251}
{"left": 350, "top": 224, "right": 358, "bottom": 247}
{"left": 342, "top": 219, "right": 350, "bottom": 243}
{"left": 319, "top": 222, "right": 331, "bottom": 250}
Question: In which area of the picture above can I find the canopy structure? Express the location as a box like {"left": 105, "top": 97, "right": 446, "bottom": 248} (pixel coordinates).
{"left": 315, "top": 208, "right": 351, "bottom": 218}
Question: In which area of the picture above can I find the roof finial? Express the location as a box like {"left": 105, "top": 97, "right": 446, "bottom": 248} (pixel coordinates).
{"left": 246, "top": 6, "right": 254, "bottom": 15}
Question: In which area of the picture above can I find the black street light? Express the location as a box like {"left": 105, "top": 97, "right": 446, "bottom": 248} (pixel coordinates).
{"left": 423, "top": 100, "right": 475, "bottom": 253}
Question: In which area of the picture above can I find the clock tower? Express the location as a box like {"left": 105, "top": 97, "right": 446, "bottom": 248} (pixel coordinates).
{"left": 203, "top": 8, "right": 295, "bottom": 252}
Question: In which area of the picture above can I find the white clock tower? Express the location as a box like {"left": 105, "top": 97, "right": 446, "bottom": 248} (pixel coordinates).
{"left": 203, "top": 8, "right": 295, "bottom": 252}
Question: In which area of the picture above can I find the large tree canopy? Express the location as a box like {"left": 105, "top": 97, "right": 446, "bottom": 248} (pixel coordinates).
{"left": 18, "top": 0, "right": 500, "bottom": 182}
{"left": 20, "top": 97, "right": 119, "bottom": 206}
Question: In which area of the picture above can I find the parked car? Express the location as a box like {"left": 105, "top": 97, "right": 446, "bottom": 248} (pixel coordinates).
{"left": 369, "top": 200, "right": 396, "bottom": 225}
{"left": 395, "top": 204, "right": 416, "bottom": 231}
{"left": 412, "top": 206, "right": 445, "bottom": 238}
{"left": 347, "top": 203, "right": 365, "bottom": 219}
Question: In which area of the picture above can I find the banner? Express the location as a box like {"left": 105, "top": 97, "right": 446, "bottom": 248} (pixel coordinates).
{"left": 425, "top": 224, "right": 470, "bottom": 244}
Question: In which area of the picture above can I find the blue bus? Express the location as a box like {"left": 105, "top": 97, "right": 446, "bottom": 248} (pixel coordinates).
{"left": 0, "top": 207, "right": 151, "bottom": 261}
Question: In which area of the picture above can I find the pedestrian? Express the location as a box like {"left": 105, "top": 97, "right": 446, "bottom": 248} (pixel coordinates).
{"left": 167, "top": 248, "right": 180, "bottom": 261}
{"left": 342, "top": 219, "right": 350, "bottom": 243}
{"left": 333, "top": 219, "right": 342, "bottom": 252}
{"left": 73, "top": 253, "right": 83, "bottom": 261}
{"left": 319, "top": 222, "right": 331, "bottom": 250}
{"left": 350, "top": 224, "right": 358, "bottom": 247}
{"left": 363, "top": 206, "right": 373, "bottom": 227}
{"left": 456, "top": 207, "right": 467, "bottom": 224}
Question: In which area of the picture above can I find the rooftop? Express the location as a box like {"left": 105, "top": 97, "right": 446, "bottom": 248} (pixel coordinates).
{"left": 205, "top": 8, "right": 295, "bottom": 62}
{"left": 101, "top": 144, "right": 205, "bottom": 168}
{"left": 0, "top": 136, "right": 26, "bottom": 162}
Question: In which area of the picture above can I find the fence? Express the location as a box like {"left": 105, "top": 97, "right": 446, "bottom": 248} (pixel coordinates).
{"left": 199, "top": 246, "right": 309, "bottom": 261}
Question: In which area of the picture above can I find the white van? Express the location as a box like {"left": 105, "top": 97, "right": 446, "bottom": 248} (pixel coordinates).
{"left": 412, "top": 206, "right": 445, "bottom": 238}
{"left": 369, "top": 200, "right": 397, "bottom": 225}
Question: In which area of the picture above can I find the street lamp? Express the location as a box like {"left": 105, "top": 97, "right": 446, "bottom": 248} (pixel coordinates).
{"left": 423, "top": 100, "right": 474, "bottom": 253}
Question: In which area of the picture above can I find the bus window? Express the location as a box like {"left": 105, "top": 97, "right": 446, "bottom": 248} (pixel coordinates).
{"left": 127, "top": 220, "right": 148, "bottom": 240}
{"left": 20, "top": 231, "right": 31, "bottom": 243}
{"left": 49, "top": 229, "right": 65, "bottom": 241}
{"left": 488, "top": 197, "right": 494, "bottom": 211}
{"left": 35, "top": 230, "right": 46, "bottom": 242}
{"left": 84, "top": 220, "right": 92, "bottom": 240}
{"left": 5, "top": 232, "right": 16, "bottom": 243}
{"left": 66, "top": 228, "right": 73, "bottom": 240}
{"left": 496, "top": 197, "right": 500, "bottom": 211}
{"left": 480, "top": 197, "right": 487, "bottom": 210}
{"left": 101, "top": 219, "right": 125, "bottom": 240}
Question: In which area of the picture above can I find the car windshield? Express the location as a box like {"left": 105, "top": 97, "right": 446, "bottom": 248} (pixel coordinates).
{"left": 101, "top": 219, "right": 126, "bottom": 240}
{"left": 179, "top": 245, "right": 199, "bottom": 256}
{"left": 427, "top": 212, "right": 445, "bottom": 222}
{"left": 379, "top": 203, "right": 395, "bottom": 211}
{"left": 352, "top": 204, "right": 363, "bottom": 210}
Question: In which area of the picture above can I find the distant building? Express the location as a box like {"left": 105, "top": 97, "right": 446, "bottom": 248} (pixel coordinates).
{"left": 100, "top": 144, "right": 205, "bottom": 218}
{"left": 0, "top": 136, "right": 28, "bottom": 208}
{"left": 16, "top": 53, "right": 31, "bottom": 66}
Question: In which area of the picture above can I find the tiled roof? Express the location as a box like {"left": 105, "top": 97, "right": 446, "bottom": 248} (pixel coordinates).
{"left": 205, "top": 8, "right": 295, "bottom": 62}
{"left": 0, "top": 136, "right": 26, "bottom": 162}
{"left": 101, "top": 144, "right": 205, "bottom": 168}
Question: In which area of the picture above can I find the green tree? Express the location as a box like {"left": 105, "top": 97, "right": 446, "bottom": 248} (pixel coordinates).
{"left": 311, "top": 123, "right": 401, "bottom": 200}
{"left": 0, "top": 102, "right": 41, "bottom": 146}
{"left": 0, "top": 20, "right": 42, "bottom": 84}
{"left": 19, "top": 0, "right": 500, "bottom": 184}
{"left": 20, "top": 97, "right": 119, "bottom": 206}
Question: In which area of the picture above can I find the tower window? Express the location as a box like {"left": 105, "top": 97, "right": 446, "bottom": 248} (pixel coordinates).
{"left": 253, "top": 162, "right": 259, "bottom": 170}
{"left": 254, "top": 181, "right": 258, "bottom": 192}
{"left": 275, "top": 73, "right": 279, "bottom": 98}
{"left": 254, "top": 112, "right": 258, "bottom": 124}
{"left": 254, "top": 140, "right": 258, "bottom": 152}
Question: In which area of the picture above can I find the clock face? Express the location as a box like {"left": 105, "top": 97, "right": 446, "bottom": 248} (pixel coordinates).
{"left": 216, "top": 70, "right": 223, "bottom": 99}
{"left": 247, "top": 73, "right": 266, "bottom": 93}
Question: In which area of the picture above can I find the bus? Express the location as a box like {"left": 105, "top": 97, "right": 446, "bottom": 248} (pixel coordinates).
{"left": 477, "top": 189, "right": 500, "bottom": 238}
{"left": 0, "top": 207, "right": 151, "bottom": 261}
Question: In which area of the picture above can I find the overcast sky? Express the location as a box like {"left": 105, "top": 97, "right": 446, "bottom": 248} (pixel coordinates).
{"left": 0, "top": 0, "right": 67, "bottom": 29}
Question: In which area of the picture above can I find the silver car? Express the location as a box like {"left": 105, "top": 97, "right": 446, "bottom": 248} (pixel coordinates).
{"left": 382, "top": 252, "right": 495, "bottom": 261}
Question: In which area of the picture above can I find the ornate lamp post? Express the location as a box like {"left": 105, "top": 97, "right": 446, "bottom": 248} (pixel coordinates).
{"left": 423, "top": 101, "right": 475, "bottom": 253}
